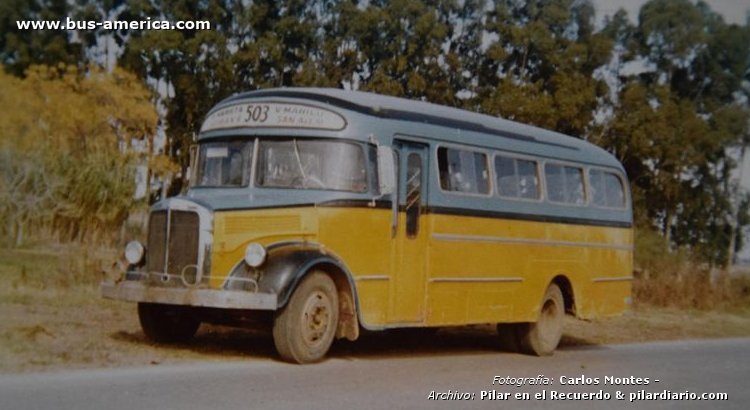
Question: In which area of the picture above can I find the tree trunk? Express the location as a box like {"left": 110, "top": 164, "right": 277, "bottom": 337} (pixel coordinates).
{"left": 14, "top": 219, "right": 24, "bottom": 247}
{"left": 663, "top": 209, "right": 672, "bottom": 245}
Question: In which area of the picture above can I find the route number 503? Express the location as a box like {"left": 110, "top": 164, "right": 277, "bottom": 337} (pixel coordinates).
{"left": 245, "top": 104, "right": 269, "bottom": 123}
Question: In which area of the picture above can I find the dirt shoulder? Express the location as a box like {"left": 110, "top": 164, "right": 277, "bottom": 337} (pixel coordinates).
{"left": 2, "top": 249, "right": 750, "bottom": 374}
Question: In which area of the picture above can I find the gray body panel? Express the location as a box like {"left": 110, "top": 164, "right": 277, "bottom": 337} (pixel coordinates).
{"left": 197, "top": 87, "right": 632, "bottom": 226}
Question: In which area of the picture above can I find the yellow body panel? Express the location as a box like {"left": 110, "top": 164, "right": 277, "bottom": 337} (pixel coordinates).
{"left": 210, "top": 206, "right": 633, "bottom": 328}
{"left": 427, "top": 214, "right": 632, "bottom": 324}
{"left": 211, "top": 208, "right": 318, "bottom": 288}
{"left": 317, "top": 207, "right": 394, "bottom": 326}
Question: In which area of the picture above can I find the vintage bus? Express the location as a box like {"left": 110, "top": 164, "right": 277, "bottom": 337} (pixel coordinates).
{"left": 102, "top": 88, "right": 633, "bottom": 363}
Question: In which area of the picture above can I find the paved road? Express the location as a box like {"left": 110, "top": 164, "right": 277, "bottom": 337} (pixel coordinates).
{"left": 1, "top": 337, "right": 748, "bottom": 410}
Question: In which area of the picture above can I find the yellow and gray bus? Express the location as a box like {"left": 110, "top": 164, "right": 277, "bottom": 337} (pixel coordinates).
{"left": 102, "top": 88, "right": 633, "bottom": 363}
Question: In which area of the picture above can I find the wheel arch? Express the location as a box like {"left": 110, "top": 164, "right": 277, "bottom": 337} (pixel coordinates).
{"left": 551, "top": 274, "right": 576, "bottom": 315}
{"left": 257, "top": 242, "right": 361, "bottom": 341}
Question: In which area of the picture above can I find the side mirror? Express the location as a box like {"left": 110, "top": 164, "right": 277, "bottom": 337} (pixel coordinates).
{"left": 377, "top": 145, "right": 396, "bottom": 196}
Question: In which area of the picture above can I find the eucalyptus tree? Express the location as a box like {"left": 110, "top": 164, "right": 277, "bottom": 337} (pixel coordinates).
{"left": 598, "top": 0, "right": 750, "bottom": 265}
{"left": 120, "top": 0, "right": 236, "bottom": 192}
{"left": 478, "top": 0, "right": 612, "bottom": 137}
{"left": 0, "top": 0, "right": 82, "bottom": 76}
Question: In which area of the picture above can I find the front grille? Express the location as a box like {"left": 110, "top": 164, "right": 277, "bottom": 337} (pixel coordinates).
{"left": 147, "top": 210, "right": 200, "bottom": 279}
{"left": 147, "top": 211, "right": 167, "bottom": 273}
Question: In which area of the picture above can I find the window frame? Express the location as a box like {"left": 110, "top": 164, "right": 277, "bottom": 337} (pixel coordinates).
{"left": 253, "top": 137, "right": 372, "bottom": 194}
{"left": 404, "top": 152, "right": 423, "bottom": 238}
{"left": 434, "top": 144, "right": 494, "bottom": 198}
{"left": 492, "top": 151, "right": 544, "bottom": 203}
{"left": 586, "top": 167, "right": 629, "bottom": 210}
{"left": 192, "top": 138, "right": 256, "bottom": 188}
{"left": 542, "top": 160, "right": 588, "bottom": 207}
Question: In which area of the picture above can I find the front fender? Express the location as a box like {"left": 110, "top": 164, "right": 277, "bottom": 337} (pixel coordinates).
{"left": 255, "top": 242, "right": 355, "bottom": 309}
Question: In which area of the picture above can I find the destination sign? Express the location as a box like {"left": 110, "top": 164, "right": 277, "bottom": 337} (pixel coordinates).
{"left": 200, "top": 102, "right": 347, "bottom": 132}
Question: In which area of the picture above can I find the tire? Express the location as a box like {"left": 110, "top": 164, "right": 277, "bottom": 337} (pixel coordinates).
{"left": 518, "top": 284, "right": 564, "bottom": 356}
{"left": 138, "top": 302, "right": 200, "bottom": 344}
{"left": 273, "top": 271, "right": 339, "bottom": 364}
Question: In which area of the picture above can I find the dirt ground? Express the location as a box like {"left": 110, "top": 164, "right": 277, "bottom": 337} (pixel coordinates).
{"left": 2, "top": 288, "right": 750, "bottom": 374}
{"left": 2, "top": 248, "right": 750, "bottom": 374}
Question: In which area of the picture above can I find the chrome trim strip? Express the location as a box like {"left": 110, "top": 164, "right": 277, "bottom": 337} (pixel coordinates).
{"left": 432, "top": 233, "right": 633, "bottom": 251}
{"left": 355, "top": 275, "right": 391, "bottom": 281}
{"left": 100, "top": 281, "right": 277, "bottom": 310}
{"left": 153, "top": 198, "right": 214, "bottom": 283}
{"left": 163, "top": 208, "right": 171, "bottom": 272}
{"left": 592, "top": 276, "right": 634, "bottom": 282}
{"left": 249, "top": 137, "right": 259, "bottom": 187}
{"left": 429, "top": 277, "right": 523, "bottom": 283}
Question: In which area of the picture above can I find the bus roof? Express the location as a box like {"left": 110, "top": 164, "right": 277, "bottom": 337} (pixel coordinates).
{"left": 206, "top": 87, "right": 622, "bottom": 170}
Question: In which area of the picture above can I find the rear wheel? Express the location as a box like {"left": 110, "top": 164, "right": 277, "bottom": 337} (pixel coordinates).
{"left": 518, "top": 284, "right": 564, "bottom": 356}
{"left": 273, "top": 272, "right": 339, "bottom": 364}
{"left": 138, "top": 302, "right": 200, "bottom": 343}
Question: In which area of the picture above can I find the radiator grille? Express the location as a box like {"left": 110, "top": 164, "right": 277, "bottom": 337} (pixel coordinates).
{"left": 146, "top": 210, "right": 200, "bottom": 277}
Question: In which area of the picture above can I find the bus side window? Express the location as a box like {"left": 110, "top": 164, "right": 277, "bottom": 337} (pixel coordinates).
{"left": 604, "top": 173, "right": 626, "bottom": 207}
{"left": 405, "top": 153, "right": 422, "bottom": 238}
{"left": 517, "top": 159, "right": 540, "bottom": 199}
{"left": 496, "top": 156, "right": 518, "bottom": 197}
{"left": 545, "top": 163, "right": 585, "bottom": 205}
{"left": 438, "top": 147, "right": 489, "bottom": 194}
{"left": 564, "top": 166, "right": 585, "bottom": 205}
{"left": 495, "top": 155, "right": 540, "bottom": 200}
{"left": 545, "top": 164, "right": 565, "bottom": 202}
{"left": 589, "top": 169, "right": 606, "bottom": 206}
{"left": 590, "top": 169, "right": 626, "bottom": 208}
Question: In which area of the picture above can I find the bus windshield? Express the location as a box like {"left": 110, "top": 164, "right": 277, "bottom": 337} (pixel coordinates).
{"left": 256, "top": 139, "right": 368, "bottom": 192}
{"left": 194, "top": 139, "right": 254, "bottom": 187}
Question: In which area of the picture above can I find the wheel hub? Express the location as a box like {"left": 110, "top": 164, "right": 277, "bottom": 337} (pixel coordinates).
{"left": 301, "top": 291, "right": 332, "bottom": 346}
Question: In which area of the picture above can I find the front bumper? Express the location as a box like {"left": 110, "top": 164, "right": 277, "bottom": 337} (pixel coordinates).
{"left": 100, "top": 281, "right": 278, "bottom": 310}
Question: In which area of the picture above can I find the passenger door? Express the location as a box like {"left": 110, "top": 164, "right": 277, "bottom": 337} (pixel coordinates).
{"left": 389, "top": 140, "right": 429, "bottom": 323}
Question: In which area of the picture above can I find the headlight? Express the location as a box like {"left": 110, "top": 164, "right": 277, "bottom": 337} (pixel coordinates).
{"left": 125, "top": 241, "right": 145, "bottom": 265}
{"left": 244, "top": 243, "right": 267, "bottom": 268}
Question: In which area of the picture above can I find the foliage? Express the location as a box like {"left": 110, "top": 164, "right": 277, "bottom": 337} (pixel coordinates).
{"left": 0, "top": 0, "right": 83, "bottom": 76}
{"left": 0, "top": 66, "right": 158, "bottom": 245}
{"left": 480, "top": 0, "right": 612, "bottom": 136}
{"left": 633, "top": 228, "right": 750, "bottom": 310}
{"left": 596, "top": 0, "right": 750, "bottom": 265}
{"left": 1, "top": 0, "right": 750, "bottom": 266}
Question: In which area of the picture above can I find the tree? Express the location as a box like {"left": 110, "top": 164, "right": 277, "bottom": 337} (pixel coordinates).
{"left": 121, "top": 0, "right": 236, "bottom": 193}
{"left": 0, "top": 65, "right": 158, "bottom": 245}
{"left": 597, "top": 0, "right": 750, "bottom": 265}
{"left": 0, "top": 0, "right": 82, "bottom": 76}
{"left": 479, "top": 0, "right": 612, "bottom": 137}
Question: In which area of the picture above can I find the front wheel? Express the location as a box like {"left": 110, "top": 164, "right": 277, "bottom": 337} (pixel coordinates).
{"left": 518, "top": 283, "right": 565, "bottom": 356}
{"left": 273, "top": 271, "right": 339, "bottom": 364}
{"left": 138, "top": 302, "right": 200, "bottom": 343}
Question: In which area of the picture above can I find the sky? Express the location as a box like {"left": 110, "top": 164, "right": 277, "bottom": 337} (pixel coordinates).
{"left": 591, "top": 0, "right": 749, "bottom": 25}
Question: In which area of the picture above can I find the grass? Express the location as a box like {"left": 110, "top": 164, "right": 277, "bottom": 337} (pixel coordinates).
{"left": 632, "top": 229, "right": 750, "bottom": 311}
{"left": 635, "top": 271, "right": 750, "bottom": 311}
{"left": 0, "top": 246, "right": 749, "bottom": 374}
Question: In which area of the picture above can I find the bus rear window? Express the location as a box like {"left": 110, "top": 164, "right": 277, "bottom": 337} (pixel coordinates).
{"left": 589, "top": 169, "right": 626, "bottom": 208}
{"left": 437, "top": 147, "right": 490, "bottom": 194}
